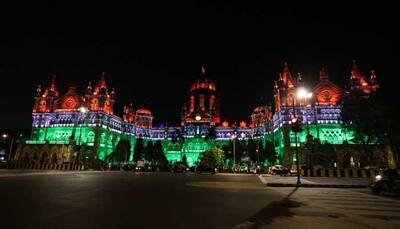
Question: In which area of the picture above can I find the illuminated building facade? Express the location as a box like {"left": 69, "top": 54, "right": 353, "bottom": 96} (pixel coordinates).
{"left": 14, "top": 62, "right": 395, "bottom": 168}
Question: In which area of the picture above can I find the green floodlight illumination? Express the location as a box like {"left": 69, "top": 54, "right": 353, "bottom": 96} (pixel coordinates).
{"left": 28, "top": 114, "right": 353, "bottom": 165}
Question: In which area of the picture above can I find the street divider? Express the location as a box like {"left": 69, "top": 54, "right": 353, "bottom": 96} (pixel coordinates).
{"left": 0, "top": 162, "right": 85, "bottom": 171}
{"left": 301, "top": 167, "right": 393, "bottom": 178}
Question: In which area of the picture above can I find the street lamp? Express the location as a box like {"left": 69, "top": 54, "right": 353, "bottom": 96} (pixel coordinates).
{"left": 231, "top": 134, "right": 237, "bottom": 170}
{"left": 75, "top": 106, "right": 88, "bottom": 164}
{"left": 2, "top": 133, "right": 15, "bottom": 162}
{"left": 290, "top": 87, "right": 313, "bottom": 185}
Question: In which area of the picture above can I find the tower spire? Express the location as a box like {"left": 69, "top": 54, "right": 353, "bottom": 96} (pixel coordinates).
{"left": 320, "top": 67, "right": 329, "bottom": 80}
{"left": 50, "top": 74, "right": 57, "bottom": 91}
{"left": 46, "top": 74, "right": 59, "bottom": 97}
{"left": 201, "top": 65, "right": 206, "bottom": 77}
{"left": 98, "top": 72, "right": 107, "bottom": 88}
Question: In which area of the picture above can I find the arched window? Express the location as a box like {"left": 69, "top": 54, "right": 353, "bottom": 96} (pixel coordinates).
{"left": 87, "top": 132, "right": 95, "bottom": 143}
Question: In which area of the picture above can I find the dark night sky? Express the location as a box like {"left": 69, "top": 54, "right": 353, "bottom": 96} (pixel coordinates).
{"left": 0, "top": 2, "right": 397, "bottom": 129}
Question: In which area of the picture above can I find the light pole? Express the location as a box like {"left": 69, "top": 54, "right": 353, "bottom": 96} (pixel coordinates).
{"left": 297, "top": 88, "right": 313, "bottom": 169}
{"left": 290, "top": 96, "right": 301, "bottom": 185}
{"left": 291, "top": 87, "right": 313, "bottom": 185}
{"left": 231, "top": 134, "right": 237, "bottom": 170}
{"left": 75, "top": 106, "right": 88, "bottom": 165}
{"left": 2, "top": 133, "right": 17, "bottom": 162}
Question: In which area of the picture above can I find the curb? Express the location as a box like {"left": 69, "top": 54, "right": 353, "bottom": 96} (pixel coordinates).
{"left": 266, "top": 183, "right": 368, "bottom": 188}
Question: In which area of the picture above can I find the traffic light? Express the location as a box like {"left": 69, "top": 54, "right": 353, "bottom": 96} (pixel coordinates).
{"left": 291, "top": 118, "right": 302, "bottom": 132}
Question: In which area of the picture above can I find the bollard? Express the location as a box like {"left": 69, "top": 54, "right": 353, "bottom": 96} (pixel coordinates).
{"left": 344, "top": 169, "right": 350, "bottom": 178}
{"left": 337, "top": 169, "right": 341, "bottom": 177}
{"left": 361, "top": 170, "right": 367, "bottom": 178}
{"left": 352, "top": 169, "right": 358, "bottom": 178}
{"left": 321, "top": 169, "right": 326, "bottom": 177}
{"left": 328, "top": 169, "right": 334, "bottom": 177}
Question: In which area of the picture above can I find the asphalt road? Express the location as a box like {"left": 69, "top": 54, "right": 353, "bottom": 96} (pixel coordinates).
{"left": 0, "top": 172, "right": 283, "bottom": 229}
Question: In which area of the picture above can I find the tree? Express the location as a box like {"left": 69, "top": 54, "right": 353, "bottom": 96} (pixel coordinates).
{"left": 236, "top": 140, "right": 247, "bottom": 163}
{"left": 222, "top": 144, "right": 232, "bottom": 160}
{"left": 316, "top": 143, "right": 337, "bottom": 168}
{"left": 133, "top": 137, "right": 144, "bottom": 162}
{"left": 342, "top": 91, "right": 388, "bottom": 166}
{"left": 181, "top": 154, "right": 188, "bottom": 167}
{"left": 304, "top": 137, "right": 337, "bottom": 168}
{"left": 247, "top": 139, "right": 258, "bottom": 162}
{"left": 105, "top": 139, "right": 131, "bottom": 163}
{"left": 154, "top": 140, "right": 168, "bottom": 170}
{"left": 264, "top": 141, "right": 277, "bottom": 165}
{"left": 199, "top": 147, "right": 225, "bottom": 168}
{"left": 144, "top": 141, "right": 155, "bottom": 162}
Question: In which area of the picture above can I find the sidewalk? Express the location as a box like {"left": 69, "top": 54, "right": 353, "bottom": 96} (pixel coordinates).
{"left": 259, "top": 175, "right": 370, "bottom": 188}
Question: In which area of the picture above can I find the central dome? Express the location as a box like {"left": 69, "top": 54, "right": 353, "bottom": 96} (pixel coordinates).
{"left": 181, "top": 66, "right": 221, "bottom": 126}
{"left": 190, "top": 77, "right": 216, "bottom": 92}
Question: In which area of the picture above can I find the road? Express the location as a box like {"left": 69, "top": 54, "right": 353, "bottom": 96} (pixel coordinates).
{"left": 0, "top": 171, "right": 281, "bottom": 228}
{"left": 0, "top": 171, "right": 399, "bottom": 229}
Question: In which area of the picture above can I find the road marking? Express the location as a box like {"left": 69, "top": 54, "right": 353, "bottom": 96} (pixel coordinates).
{"left": 186, "top": 181, "right": 266, "bottom": 190}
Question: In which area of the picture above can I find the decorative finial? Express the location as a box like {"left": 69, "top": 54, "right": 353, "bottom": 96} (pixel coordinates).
{"left": 201, "top": 66, "right": 206, "bottom": 76}
{"left": 98, "top": 72, "right": 107, "bottom": 88}
{"left": 370, "top": 70, "right": 377, "bottom": 80}
{"left": 49, "top": 74, "right": 57, "bottom": 90}
{"left": 36, "top": 84, "right": 42, "bottom": 96}
{"left": 111, "top": 88, "right": 116, "bottom": 98}
{"left": 297, "top": 73, "right": 302, "bottom": 81}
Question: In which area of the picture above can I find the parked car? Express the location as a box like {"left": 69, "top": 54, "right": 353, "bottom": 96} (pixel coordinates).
{"left": 170, "top": 164, "right": 189, "bottom": 173}
{"left": 238, "top": 165, "right": 249, "bottom": 173}
{"left": 270, "top": 165, "right": 291, "bottom": 175}
{"left": 135, "top": 160, "right": 152, "bottom": 172}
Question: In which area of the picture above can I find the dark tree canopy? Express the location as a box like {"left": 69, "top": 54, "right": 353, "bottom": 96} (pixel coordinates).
{"left": 181, "top": 154, "right": 188, "bottom": 167}
{"left": 264, "top": 141, "right": 277, "bottom": 165}
{"left": 133, "top": 138, "right": 144, "bottom": 162}
{"left": 341, "top": 91, "right": 399, "bottom": 165}
{"left": 247, "top": 139, "right": 258, "bottom": 162}
{"left": 106, "top": 139, "right": 131, "bottom": 163}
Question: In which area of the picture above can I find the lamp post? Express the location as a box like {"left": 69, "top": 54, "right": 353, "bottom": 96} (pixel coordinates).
{"left": 75, "top": 106, "right": 88, "bottom": 165}
{"left": 2, "top": 134, "right": 14, "bottom": 162}
{"left": 297, "top": 88, "right": 313, "bottom": 169}
{"left": 290, "top": 96, "right": 301, "bottom": 185}
{"left": 291, "top": 87, "right": 313, "bottom": 185}
{"left": 231, "top": 134, "right": 237, "bottom": 170}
